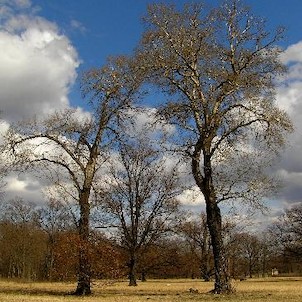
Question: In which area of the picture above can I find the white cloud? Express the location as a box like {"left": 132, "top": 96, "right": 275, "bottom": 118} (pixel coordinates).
{"left": 0, "top": 120, "right": 10, "bottom": 139}
{"left": 4, "top": 173, "right": 46, "bottom": 203}
{"left": 177, "top": 185, "right": 205, "bottom": 206}
{"left": 6, "top": 176, "right": 27, "bottom": 192}
{"left": 71, "top": 106, "right": 92, "bottom": 124}
{"left": 280, "top": 41, "right": 302, "bottom": 65}
{"left": 273, "top": 40, "right": 302, "bottom": 209}
{"left": 0, "top": 1, "right": 81, "bottom": 203}
{"left": 277, "top": 43, "right": 302, "bottom": 135}
{"left": 277, "top": 41, "right": 302, "bottom": 113}
{"left": 276, "top": 82, "right": 302, "bottom": 114}
{"left": 0, "top": 3, "right": 80, "bottom": 122}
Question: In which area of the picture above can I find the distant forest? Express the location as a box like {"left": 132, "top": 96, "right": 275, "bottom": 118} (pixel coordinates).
{"left": 0, "top": 198, "right": 301, "bottom": 281}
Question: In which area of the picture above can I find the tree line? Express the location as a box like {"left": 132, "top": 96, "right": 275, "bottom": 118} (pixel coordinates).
{"left": 0, "top": 0, "right": 293, "bottom": 295}
{"left": 0, "top": 198, "right": 301, "bottom": 283}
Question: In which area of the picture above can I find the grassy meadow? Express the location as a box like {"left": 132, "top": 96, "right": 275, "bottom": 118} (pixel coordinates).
{"left": 0, "top": 277, "right": 302, "bottom": 302}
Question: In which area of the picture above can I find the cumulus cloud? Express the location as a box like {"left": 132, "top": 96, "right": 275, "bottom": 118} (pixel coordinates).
{"left": 277, "top": 41, "right": 302, "bottom": 112}
{"left": 1, "top": 0, "right": 302, "bottom": 217}
{"left": 274, "top": 41, "right": 302, "bottom": 207}
{"left": 0, "top": 1, "right": 81, "bottom": 203}
{"left": 280, "top": 41, "right": 302, "bottom": 65}
{"left": 0, "top": 1, "right": 80, "bottom": 122}
{"left": 4, "top": 173, "right": 47, "bottom": 203}
{"left": 124, "top": 107, "right": 176, "bottom": 137}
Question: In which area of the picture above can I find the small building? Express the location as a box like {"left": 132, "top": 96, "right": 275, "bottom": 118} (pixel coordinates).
{"left": 271, "top": 268, "right": 279, "bottom": 276}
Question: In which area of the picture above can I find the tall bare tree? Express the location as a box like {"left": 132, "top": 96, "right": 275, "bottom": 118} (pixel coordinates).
{"left": 136, "top": 0, "right": 292, "bottom": 293}
{"left": 101, "top": 137, "right": 182, "bottom": 286}
{"left": 3, "top": 55, "right": 142, "bottom": 295}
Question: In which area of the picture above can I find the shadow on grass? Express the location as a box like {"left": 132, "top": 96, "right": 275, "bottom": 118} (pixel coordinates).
{"left": 0, "top": 287, "right": 189, "bottom": 298}
{"left": 0, "top": 287, "right": 71, "bottom": 297}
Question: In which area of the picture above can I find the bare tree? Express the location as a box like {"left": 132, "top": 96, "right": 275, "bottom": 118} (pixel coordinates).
{"left": 2, "top": 55, "right": 142, "bottom": 295}
{"left": 101, "top": 137, "right": 182, "bottom": 286}
{"left": 136, "top": 0, "right": 292, "bottom": 293}
{"left": 271, "top": 204, "right": 302, "bottom": 260}
{"left": 0, "top": 197, "right": 38, "bottom": 224}
{"left": 37, "top": 198, "right": 75, "bottom": 280}
{"left": 236, "top": 233, "right": 262, "bottom": 278}
{"left": 178, "top": 213, "right": 213, "bottom": 281}
{"left": 0, "top": 198, "right": 46, "bottom": 280}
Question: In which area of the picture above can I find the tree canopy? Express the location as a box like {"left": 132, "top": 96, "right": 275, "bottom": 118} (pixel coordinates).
{"left": 135, "top": 0, "right": 292, "bottom": 293}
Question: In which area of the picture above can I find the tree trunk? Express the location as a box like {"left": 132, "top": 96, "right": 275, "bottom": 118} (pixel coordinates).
{"left": 192, "top": 146, "right": 232, "bottom": 293}
{"left": 74, "top": 191, "right": 91, "bottom": 296}
{"left": 200, "top": 257, "right": 211, "bottom": 282}
{"left": 141, "top": 270, "right": 147, "bottom": 282}
{"left": 206, "top": 201, "right": 231, "bottom": 293}
{"left": 44, "top": 235, "right": 55, "bottom": 280}
{"left": 128, "top": 254, "right": 137, "bottom": 286}
{"left": 248, "top": 258, "right": 252, "bottom": 278}
{"left": 262, "top": 249, "right": 267, "bottom": 277}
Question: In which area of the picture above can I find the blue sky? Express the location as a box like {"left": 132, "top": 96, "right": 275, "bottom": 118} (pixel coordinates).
{"left": 34, "top": 0, "right": 302, "bottom": 68}
{"left": 1, "top": 0, "right": 302, "bottom": 226}
{"left": 31, "top": 0, "right": 302, "bottom": 106}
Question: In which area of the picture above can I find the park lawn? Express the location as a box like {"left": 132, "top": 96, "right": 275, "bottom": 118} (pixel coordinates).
{"left": 0, "top": 277, "right": 302, "bottom": 302}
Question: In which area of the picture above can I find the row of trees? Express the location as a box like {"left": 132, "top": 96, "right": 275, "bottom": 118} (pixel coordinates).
{"left": 0, "top": 198, "right": 123, "bottom": 281}
{"left": 0, "top": 0, "right": 293, "bottom": 295}
{"left": 1, "top": 198, "right": 301, "bottom": 282}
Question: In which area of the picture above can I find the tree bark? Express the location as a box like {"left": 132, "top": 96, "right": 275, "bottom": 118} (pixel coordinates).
{"left": 192, "top": 150, "right": 232, "bottom": 293}
{"left": 128, "top": 254, "right": 137, "bottom": 286}
{"left": 74, "top": 190, "right": 91, "bottom": 295}
{"left": 206, "top": 201, "right": 231, "bottom": 293}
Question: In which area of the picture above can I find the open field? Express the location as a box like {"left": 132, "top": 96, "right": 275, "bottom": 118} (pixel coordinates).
{"left": 0, "top": 277, "right": 302, "bottom": 302}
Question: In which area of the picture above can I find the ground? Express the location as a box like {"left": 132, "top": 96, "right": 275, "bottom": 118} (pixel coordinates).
{"left": 0, "top": 277, "right": 301, "bottom": 302}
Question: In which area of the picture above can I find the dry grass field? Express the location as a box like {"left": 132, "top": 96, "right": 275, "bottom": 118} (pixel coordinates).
{"left": 0, "top": 277, "right": 301, "bottom": 302}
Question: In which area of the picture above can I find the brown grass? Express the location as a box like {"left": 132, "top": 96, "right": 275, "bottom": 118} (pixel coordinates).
{"left": 0, "top": 277, "right": 301, "bottom": 302}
